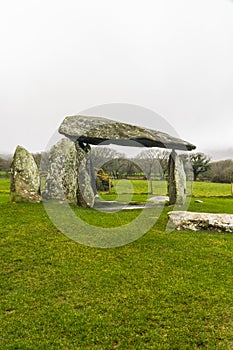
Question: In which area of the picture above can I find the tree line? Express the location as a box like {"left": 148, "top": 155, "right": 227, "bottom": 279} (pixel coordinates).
{"left": 90, "top": 148, "right": 233, "bottom": 183}
{"left": 0, "top": 148, "right": 233, "bottom": 183}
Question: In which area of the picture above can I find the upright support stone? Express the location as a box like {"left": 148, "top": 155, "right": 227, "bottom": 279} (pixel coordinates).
{"left": 75, "top": 142, "right": 95, "bottom": 208}
{"left": 168, "top": 150, "right": 186, "bottom": 205}
{"left": 10, "top": 145, "right": 41, "bottom": 203}
{"left": 42, "top": 138, "right": 95, "bottom": 207}
{"left": 63, "top": 140, "right": 79, "bottom": 204}
{"left": 58, "top": 115, "right": 196, "bottom": 207}
{"left": 42, "top": 138, "right": 77, "bottom": 203}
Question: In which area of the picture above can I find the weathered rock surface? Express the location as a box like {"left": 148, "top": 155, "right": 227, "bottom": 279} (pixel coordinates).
{"left": 59, "top": 115, "right": 196, "bottom": 151}
{"left": 168, "top": 211, "right": 233, "bottom": 233}
{"left": 168, "top": 151, "right": 186, "bottom": 205}
{"left": 42, "top": 138, "right": 74, "bottom": 202}
{"left": 75, "top": 142, "right": 95, "bottom": 208}
{"left": 10, "top": 145, "right": 41, "bottom": 202}
{"left": 57, "top": 115, "right": 195, "bottom": 207}
{"left": 63, "top": 139, "right": 79, "bottom": 203}
{"left": 42, "top": 138, "right": 95, "bottom": 207}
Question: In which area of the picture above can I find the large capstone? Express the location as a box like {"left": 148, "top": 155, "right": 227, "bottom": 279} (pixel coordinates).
{"left": 10, "top": 145, "right": 41, "bottom": 203}
{"left": 168, "top": 150, "right": 186, "bottom": 205}
{"left": 59, "top": 115, "right": 196, "bottom": 151}
{"left": 42, "top": 138, "right": 94, "bottom": 207}
{"left": 168, "top": 211, "right": 233, "bottom": 233}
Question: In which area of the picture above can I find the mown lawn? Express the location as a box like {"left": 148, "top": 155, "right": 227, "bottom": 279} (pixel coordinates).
{"left": 1, "top": 178, "right": 233, "bottom": 349}
{"left": 2, "top": 177, "right": 232, "bottom": 199}
{"left": 101, "top": 180, "right": 232, "bottom": 202}
{"left": 192, "top": 182, "right": 232, "bottom": 198}
{"left": 0, "top": 178, "right": 11, "bottom": 192}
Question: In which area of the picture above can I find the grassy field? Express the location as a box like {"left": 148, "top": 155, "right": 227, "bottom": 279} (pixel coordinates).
{"left": 101, "top": 180, "right": 232, "bottom": 202}
{"left": 1, "top": 178, "right": 232, "bottom": 198}
{"left": 1, "top": 178, "right": 233, "bottom": 349}
{"left": 192, "top": 182, "right": 232, "bottom": 198}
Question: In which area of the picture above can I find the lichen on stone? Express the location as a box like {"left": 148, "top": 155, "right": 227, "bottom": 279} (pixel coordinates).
{"left": 10, "top": 145, "right": 41, "bottom": 203}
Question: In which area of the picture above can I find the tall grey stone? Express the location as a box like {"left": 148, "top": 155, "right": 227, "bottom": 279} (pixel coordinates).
{"left": 10, "top": 145, "right": 41, "bottom": 203}
{"left": 42, "top": 138, "right": 77, "bottom": 203}
{"left": 168, "top": 150, "right": 186, "bottom": 205}
{"left": 63, "top": 139, "right": 79, "bottom": 203}
{"left": 42, "top": 138, "right": 95, "bottom": 207}
{"left": 75, "top": 142, "right": 95, "bottom": 208}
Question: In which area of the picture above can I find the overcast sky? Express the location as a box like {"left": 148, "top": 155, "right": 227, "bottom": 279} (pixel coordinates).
{"left": 1, "top": 0, "right": 233, "bottom": 155}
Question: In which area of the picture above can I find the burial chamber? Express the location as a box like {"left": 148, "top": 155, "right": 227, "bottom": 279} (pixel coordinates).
{"left": 42, "top": 115, "right": 196, "bottom": 207}
{"left": 58, "top": 115, "right": 196, "bottom": 151}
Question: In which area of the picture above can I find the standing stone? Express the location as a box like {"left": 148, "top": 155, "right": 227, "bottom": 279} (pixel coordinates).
{"left": 10, "top": 145, "right": 41, "bottom": 203}
{"left": 42, "top": 138, "right": 95, "bottom": 207}
{"left": 75, "top": 142, "right": 95, "bottom": 208}
{"left": 63, "top": 140, "right": 79, "bottom": 203}
{"left": 168, "top": 150, "right": 186, "bottom": 205}
{"left": 42, "top": 138, "right": 77, "bottom": 203}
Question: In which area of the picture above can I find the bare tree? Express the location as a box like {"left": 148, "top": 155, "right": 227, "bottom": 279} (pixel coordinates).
{"left": 103, "top": 157, "right": 142, "bottom": 178}
{"left": 136, "top": 149, "right": 169, "bottom": 194}
{"left": 89, "top": 146, "right": 124, "bottom": 172}
{"left": 157, "top": 150, "right": 170, "bottom": 179}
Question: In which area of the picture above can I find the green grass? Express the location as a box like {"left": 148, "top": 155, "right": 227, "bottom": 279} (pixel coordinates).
{"left": 3, "top": 177, "right": 232, "bottom": 200}
{"left": 0, "top": 178, "right": 10, "bottom": 193}
{"left": 100, "top": 180, "right": 233, "bottom": 203}
{"left": 0, "top": 178, "right": 10, "bottom": 203}
{"left": 192, "top": 182, "right": 232, "bottom": 198}
{"left": 99, "top": 179, "right": 167, "bottom": 202}
{"left": 1, "top": 179, "right": 233, "bottom": 349}
{"left": 189, "top": 197, "right": 233, "bottom": 214}
{"left": 111, "top": 179, "right": 167, "bottom": 195}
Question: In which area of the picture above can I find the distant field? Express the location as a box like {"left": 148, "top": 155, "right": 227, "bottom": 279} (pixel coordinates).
{"left": 0, "top": 178, "right": 11, "bottom": 194}
{"left": 192, "top": 181, "right": 232, "bottom": 197}
{"left": 103, "top": 180, "right": 232, "bottom": 200}
{"left": 1, "top": 178, "right": 232, "bottom": 199}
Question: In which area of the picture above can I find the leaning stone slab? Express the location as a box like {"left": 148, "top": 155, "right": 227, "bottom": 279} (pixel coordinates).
{"left": 168, "top": 211, "right": 233, "bottom": 233}
{"left": 10, "top": 145, "right": 41, "bottom": 203}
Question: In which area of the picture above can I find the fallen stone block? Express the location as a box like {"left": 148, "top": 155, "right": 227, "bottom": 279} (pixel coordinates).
{"left": 168, "top": 211, "right": 233, "bottom": 233}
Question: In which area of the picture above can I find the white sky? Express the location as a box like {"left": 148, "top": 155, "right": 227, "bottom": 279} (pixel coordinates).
{"left": 0, "top": 0, "right": 233, "bottom": 155}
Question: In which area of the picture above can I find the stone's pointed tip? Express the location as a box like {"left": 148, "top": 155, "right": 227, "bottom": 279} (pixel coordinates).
{"left": 14, "top": 145, "right": 25, "bottom": 152}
